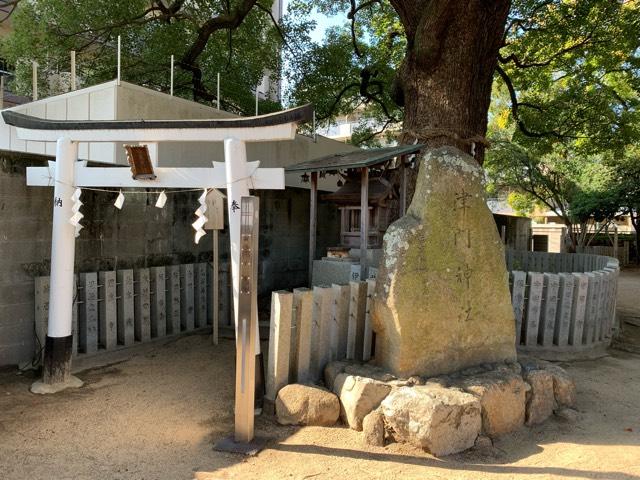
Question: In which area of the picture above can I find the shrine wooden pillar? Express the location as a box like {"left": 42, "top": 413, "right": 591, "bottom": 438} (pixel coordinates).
{"left": 360, "top": 167, "right": 369, "bottom": 279}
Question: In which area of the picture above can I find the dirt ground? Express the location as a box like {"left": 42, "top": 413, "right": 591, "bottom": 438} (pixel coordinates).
{"left": 1, "top": 270, "right": 639, "bottom": 480}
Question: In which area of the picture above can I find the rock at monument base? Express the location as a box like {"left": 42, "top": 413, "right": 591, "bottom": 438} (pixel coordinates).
{"left": 324, "top": 360, "right": 349, "bottom": 390}
{"left": 456, "top": 371, "right": 527, "bottom": 438}
{"left": 545, "top": 365, "right": 577, "bottom": 408}
{"left": 275, "top": 384, "right": 340, "bottom": 427}
{"left": 519, "top": 357, "right": 576, "bottom": 410}
{"left": 362, "top": 409, "right": 385, "bottom": 447}
{"left": 523, "top": 370, "right": 554, "bottom": 426}
{"left": 372, "top": 147, "right": 516, "bottom": 378}
{"left": 554, "top": 407, "right": 579, "bottom": 423}
{"left": 381, "top": 385, "right": 481, "bottom": 457}
{"left": 333, "top": 373, "right": 392, "bottom": 430}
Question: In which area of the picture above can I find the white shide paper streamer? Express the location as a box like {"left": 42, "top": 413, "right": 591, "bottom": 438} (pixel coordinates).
{"left": 155, "top": 190, "right": 167, "bottom": 208}
{"left": 114, "top": 190, "right": 125, "bottom": 210}
{"left": 192, "top": 189, "right": 208, "bottom": 244}
{"left": 69, "top": 188, "right": 83, "bottom": 238}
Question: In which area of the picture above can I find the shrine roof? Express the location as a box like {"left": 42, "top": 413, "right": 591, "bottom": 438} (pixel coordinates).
{"left": 284, "top": 144, "right": 424, "bottom": 173}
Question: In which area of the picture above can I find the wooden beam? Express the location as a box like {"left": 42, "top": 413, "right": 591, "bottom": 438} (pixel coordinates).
{"left": 399, "top": 155, "right": 407, "bottom": 216}
{"left": 309, "top": 172, "right": 318, "bottom": 286}
{"left": 360, "top": 167, "right": 369, "bottom": 279}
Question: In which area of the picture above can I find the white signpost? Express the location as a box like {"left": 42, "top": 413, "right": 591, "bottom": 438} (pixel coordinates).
{"left": 4, "top": 105, "right": 312, "bottom": 448}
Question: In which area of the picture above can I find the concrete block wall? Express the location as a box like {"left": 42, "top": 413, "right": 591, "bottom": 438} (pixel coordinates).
{"left": 0, "top": 153, "right": 339, "bottom": 366}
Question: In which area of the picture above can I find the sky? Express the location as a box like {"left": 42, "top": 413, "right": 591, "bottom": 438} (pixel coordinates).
{"left": 282, "top": 0, "right": 346, "bottom": 43}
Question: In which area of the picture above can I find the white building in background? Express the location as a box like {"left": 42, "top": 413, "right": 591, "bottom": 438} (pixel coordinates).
{"left": 257, "top": 0, "right": 284, "bottom": 103}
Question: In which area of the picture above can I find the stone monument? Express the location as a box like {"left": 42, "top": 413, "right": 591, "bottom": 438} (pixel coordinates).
{"left": 372, "top": 146, "right": 516, "bottom": 378}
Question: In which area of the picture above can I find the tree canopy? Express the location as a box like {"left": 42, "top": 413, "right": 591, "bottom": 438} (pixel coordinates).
{"left": 2, "top": 1, "right": 638, "bottom": 150}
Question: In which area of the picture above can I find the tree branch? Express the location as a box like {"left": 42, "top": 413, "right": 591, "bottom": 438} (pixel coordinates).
{"left": 498, "top": 34, "right": 593, "bottom": 69}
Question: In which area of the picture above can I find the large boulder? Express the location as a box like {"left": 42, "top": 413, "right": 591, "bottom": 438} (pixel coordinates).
{"left": 456, "top": 371, "right": 527, "bottom": 438}
{"left": 276, "top": 384, "right": 340, "bottom": 427}
{"left": 372, "top": 147, "right": 516, "bottom": 378}
{"left": 381, "top": 385, "right": 481, "bottom": 457}
{"left": 523, "top": 369, "right": 554, "bottom": 426}
{"left": 333, "top": 373, "right": 392, "bottom": 430}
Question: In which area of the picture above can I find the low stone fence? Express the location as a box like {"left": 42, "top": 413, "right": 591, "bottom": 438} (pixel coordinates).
{"left": 34, "top": 263, "right": 212, "bottom": 360}
{"left": 506, "top": 250, "right": 619, "bottom": 357}
{"left": 267, "top": 251, "right": 620, "bottom": 396}
{"left": 266, "top": 281, "right": 375, "bottom": 402}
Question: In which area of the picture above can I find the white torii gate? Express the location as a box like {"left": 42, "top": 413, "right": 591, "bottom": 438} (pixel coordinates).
{"left": 3, "top": 105, "right": 312, "bottom": 444}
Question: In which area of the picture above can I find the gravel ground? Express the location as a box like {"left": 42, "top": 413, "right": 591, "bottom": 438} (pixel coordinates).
{"left": 0, "top": 269, "right": 639, "bottom": 480}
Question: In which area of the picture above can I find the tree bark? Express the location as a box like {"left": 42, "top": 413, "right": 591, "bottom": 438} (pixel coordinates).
{"left": 391, "top": 0, "right": 511, "bottom": 165}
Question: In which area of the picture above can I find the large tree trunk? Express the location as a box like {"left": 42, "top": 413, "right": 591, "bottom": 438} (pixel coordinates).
{"left": 391, "top": 1, "right": 511, "bottom": 165}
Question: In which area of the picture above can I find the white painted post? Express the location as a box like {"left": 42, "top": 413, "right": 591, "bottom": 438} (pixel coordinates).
{"left": 234, "top": 196, "right": 259, "bottom": 443}
{"left": 223, "top": 138, "right": 260, "bottom": 353}
{"left": 266, "top": 291, "right": 293, "bottom": 401}
{"left": 70, "top": 51, "right": 76, "bottom": 91}
{"left": 117, "top": 35, "right": 121, "bottom": 85}
{"left": 99, "top": 271, "right": 117, "bottom": 349}
{"left": 38, "top": 138, "right": 78, "bottom": 386}
{"left": 32, "top": 61, "right": 38, "bottom": 101}
{"left": 170, "top": 54, "right": 174, "bottom": 96}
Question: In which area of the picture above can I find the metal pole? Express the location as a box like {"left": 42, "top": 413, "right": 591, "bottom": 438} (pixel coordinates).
{"left": 117, "top": 35, "right": 121, "bottom": 84}
{"left": 255, "top": 86, "right": 259, "bottom": 116}
{"left": 170, "top": 54, "right": 174, "bottom": 96}
{"left": 70, "top": 51, "right": 76, "bottom": 91}
{"left": 0, "top": 75, "right": 4, "bottom": 110}
{"left": 217, "top": 72, "right": 220, "bottom": 110}
{"left": 32, "top": 61, "right": 38, "bottom": 101}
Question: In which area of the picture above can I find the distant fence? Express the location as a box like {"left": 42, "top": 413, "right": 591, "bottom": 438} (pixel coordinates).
{"left": 506, "top": 251, "right": 619, "bottom": 354}
{"left": 34, "top": 263, "right": 213, "bottom": 359}
{"left": 577, "top": 243, "right": 630, "bottom": 267}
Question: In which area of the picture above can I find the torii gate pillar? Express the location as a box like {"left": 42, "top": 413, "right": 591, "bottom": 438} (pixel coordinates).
{"left": 31, "top": 138, "right": 84, "bottom": 394}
